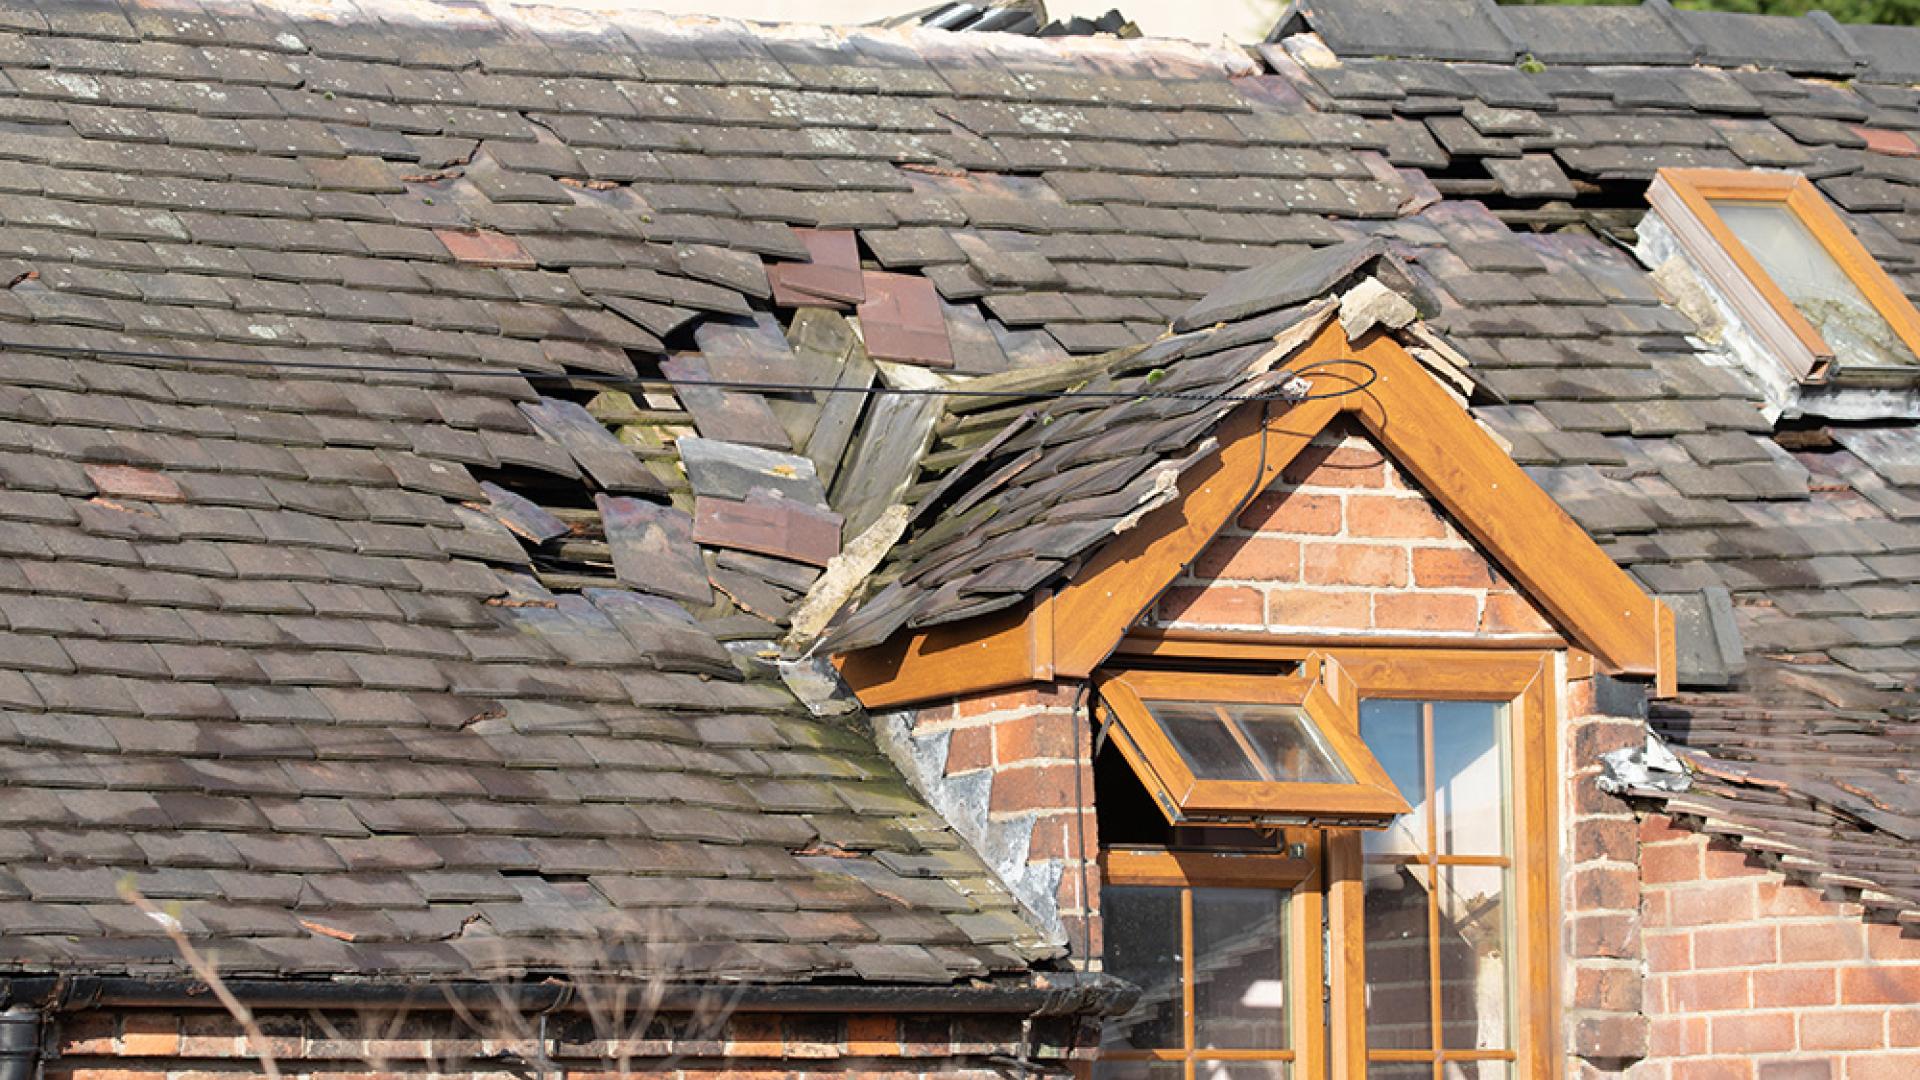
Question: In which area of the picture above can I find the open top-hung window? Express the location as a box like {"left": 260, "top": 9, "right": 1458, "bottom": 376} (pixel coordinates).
{"left": 1095, "top": 656, "right": 1409, "bottom": 828}
{"left": 1648, "top": 167, "right": 1920, "bottom": 385}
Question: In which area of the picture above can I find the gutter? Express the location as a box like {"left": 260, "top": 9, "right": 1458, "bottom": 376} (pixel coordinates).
{"left": 0, "top": 970, "right": 1138, "bottom": 1019}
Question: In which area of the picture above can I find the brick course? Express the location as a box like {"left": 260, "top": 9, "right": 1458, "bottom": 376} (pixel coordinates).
{"left": 1148, "top": 421, "right": 1558, "bottom": 639}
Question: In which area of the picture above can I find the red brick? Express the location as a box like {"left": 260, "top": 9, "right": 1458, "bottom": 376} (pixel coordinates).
{"left": 1782, "top": 921, "right": 1866, "bottom": 963}
{"left": 1479, "top": 591, "right": 1556, "bottom": 635}
{"left": 1575, "top": 965, "right": 1642, "bottom": 1012}
{"left": 1759, "top": 1063, "right": 1834, "bottom": 1080}
{"left": 1157, "top": 584, "right": 1262, "bottom": 627}
{"left": 1646, "top": 930, "right": 1691, "bottom": 971}
{"left": 1572, "top": 865, "right": 1638, "bottom": 911}
{"left": 953, "top": 684, "right": 1074, "bottom": 718}
{"left": 1855, "top": 125, "right": 1920, "bottom": 157}
{"left": 1670, "top": 880, "right": 1759, "bottom": 926}
{"left": 1754, "top": 967, "right": 1836, "bottom": 1008}
{"left": 1891, "top": 1007, "right": 1920, "bottom": 1047}
{"left": 435, "top": 228, "right": 536, "bottom": 267}
{"left": 1672, "top": 1059, "right": 1754, "bottom": 1080}
{"left": 1693, "top": 924, "right": 1777, "bottom": 968}
{"left": 1024, "top": 816, "right": 1096, "bottom": 860}
{"left": 1842, "top": 965, "right": 1920, "bottom": 1005}
{"left": 1281, "top": 443, "right": 1388, "bottom": 489}
{"left": 1264, "top": 586, "right": 1369, "bottom": 630}
{"left": 1758, "top": 879, "right": 1834, "bottom": 918}
{"left": 1710, "top": 1011, "right": 1796, "bottom": 1054}
{"left": 1573, "top": 817, "right": 1637, "bottom": 863}
{"left": 61, "top": 1014, "right": 115, "bottom": 1055}
{"left": 1573, "top": 1012, "right": 1648, "bottom": 1059}
{"left": 1301, "top": 542, "right": 1407, "bottom": 587}
{"left": 117, "top": 1015, "right": 179, "bottom": 1057}
{"left": 1238, "top": 489, "right": 1341, "bottom": 534}
{"left": 1849, "top": 1055, "right": 1920, "bottom": 1080}
{"left": 1866, "top": 919, "right": 1920, "bottom": 960}
{"left": 1346, "top": 495, "right": 1449, "bottom": 539}
{"left": 1642, "top": 839, "right": 1704, "bottom": 884}
{"left": 1410, "top": 546, "right": 1499, "bottom": 588}
{"left": 1703, "top": 838, "right": 1769, "bottom": 879}
{"left": 945, "top": 725, "right": 990, "bottom": 774}
{"left": 987, "top": 762, "right": 1089, "bottom": 814}
{"left": 1193, "top": 535, "right": 1299, "bottom": 581}
{"left": 1373, "top": 592, "right": 1479, "bottom": 632}
{"left": 993, "top": 712, "right": 1079, "bottom": 765}
{"left": 724, "top": 1016, "right": 784, "bottom": 1057}
{"left": 1800, "top": 1008, "right": 1885, "bottom": 1051}
{"left": 1650, "top": 1015, "right": 1708, "bottom": 1057}
{"left": 1642, "top": 812, "right": 1691, "bottom": 844}
{"left": 1571, "top": 911, "right": 1641, "bottom": 959}
{"left": 1668, "top": 970, "right": 1750, "bottom": 1012}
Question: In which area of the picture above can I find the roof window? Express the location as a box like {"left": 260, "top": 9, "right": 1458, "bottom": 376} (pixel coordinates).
{"left": 1642, "top": 168, "right": 1920, "bottom": 417}
{"left": 1094, "top": 656, "right": 1409, "bottom": 828}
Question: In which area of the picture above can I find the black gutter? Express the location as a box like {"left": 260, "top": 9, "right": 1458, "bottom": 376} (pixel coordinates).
{"left": 0, "top": 971, "right": 1137, "bottom": 1018}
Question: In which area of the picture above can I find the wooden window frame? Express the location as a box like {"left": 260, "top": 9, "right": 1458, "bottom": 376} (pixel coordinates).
{"left": 1099, "top": 838, "right": 1326, "bottom": 1080}
{"left": 1107, "top": 637, "right": 1561, "bottom": 1080}
{"left": 1095, "top": 657, "right": 1411, "bottom": 827}
{"left": 1649, "top": 167, "right": 1920, "bottom": 382}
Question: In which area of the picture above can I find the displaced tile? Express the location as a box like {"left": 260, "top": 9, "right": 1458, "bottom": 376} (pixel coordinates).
{"left": 769, "top": 229, "right": 865, "bottom": 306}
{"left": 857, "top": 271, "right": 953, "bottom": 367}
{"left": 519, "top": 399, "right": 669, "bottom": 495}
{"left": 693, "top": 495, "right": 842, "bottom": 567}
{"left": 678, "top": 436, "right": 828, "bottom": 505}
{"left": 475, "top": 480, "right": 569, "bottom": 544}
{"left": 434, "top": 229, "right": 537, "bottom": 269}
{"left": 596, "top": 495, "right": 713, "bottom": 606}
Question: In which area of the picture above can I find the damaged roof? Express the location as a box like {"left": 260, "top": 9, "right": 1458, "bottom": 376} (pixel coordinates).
{"left": 0, "top": 0, "right": 1916, "bottom": 976}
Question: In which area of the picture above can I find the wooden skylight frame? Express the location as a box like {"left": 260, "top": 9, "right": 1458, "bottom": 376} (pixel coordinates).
{"left": 1649, "top": 167, "right": 1920, "bottom": 383}
{"left": 1094, "top": 656, "right": 1410, "bottom": 827}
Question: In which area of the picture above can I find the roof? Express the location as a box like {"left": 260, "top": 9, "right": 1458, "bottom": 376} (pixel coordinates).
{"left": 0, "top": 0, "right": 1915, "bottom": 978}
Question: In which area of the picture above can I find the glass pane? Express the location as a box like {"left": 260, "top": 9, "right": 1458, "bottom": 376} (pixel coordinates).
{"left": 1193, "top": 887, "right": 1289, "bottom": 1050}
{"left": 1094, "top": 1062, "right": 1184, "bottom": 1080}
{"left": 1712, "top": 199, "right": 1920, "bottom": 369}
{"left": 1147, "top": 701, "right": 1348, "bottom": 784}
{"left": 1102, "top": 886, "right": 1184, "bottom": 1051}
{"left": 1438, "top": 867, "right": 1510, "bottom": 1051}
{"left": 1432, "top": 702, "right": 1506, "bottom": 857}
{"left": 1364, "top": 862, "right": 1433, "bottom": 1051}
{"left": 1442, "top": 1062, "right": 1510, "bottom": 1079}
{"left": 1360, "top": 700, "right": 1426, "bottom": 857}
{"left": 1198, "top": 1062, "right": 1290, "bottom": 1080}
{"left": 1367, "top": 1064, "right": 1434, "bottom": 1079}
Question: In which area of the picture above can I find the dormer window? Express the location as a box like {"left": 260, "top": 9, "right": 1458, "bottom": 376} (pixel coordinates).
{"left": 1094, "top": 656, "right": 1409, "bottom": 828}
{"left": 1642, "top": 168, "right": 1920, "bottom": 417}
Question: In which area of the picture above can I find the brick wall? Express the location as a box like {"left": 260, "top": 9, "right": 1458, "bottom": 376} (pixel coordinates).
{"left": 881, "top": 684, "right": 1100, "bottom": 960}
{"left": 1633, "top": 812, "right": 1920, "bottom": 1079}
{"left": 47, "top": 1007, "right": 1080, "bottom": 1079}
{"left": 1565, "top": 679, "right": 1655, "bottom": 1073}
{"left": 1145, "top": 419, "right": 1556, "bottom": 639}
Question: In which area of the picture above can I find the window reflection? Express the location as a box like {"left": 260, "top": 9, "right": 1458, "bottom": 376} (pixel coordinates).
{"left": 1193, "top": 888, "right": 1288, "bottom": 1049}
{"left": 1103, "top": 885, "right": 1183, "bottom": 1052}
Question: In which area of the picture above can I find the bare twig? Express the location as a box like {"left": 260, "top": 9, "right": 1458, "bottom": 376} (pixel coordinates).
{"left": 118, "top": 880, "right": 282, "bottom": 1080}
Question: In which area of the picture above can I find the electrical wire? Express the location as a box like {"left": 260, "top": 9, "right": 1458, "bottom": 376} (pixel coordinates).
{"left": 0, "top": 340, "right": 1381, "bottom": 405}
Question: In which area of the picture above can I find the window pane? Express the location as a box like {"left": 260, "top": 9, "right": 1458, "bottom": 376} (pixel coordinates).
{"left": 1443, "top": 1062, "right": 1510, "bottom": 1079}
{"left": 1098, "top": 1060, "right": 1182, "bottom": 1076}
{"left": 1147, "top": 701, "right": 1349, "bottom": 784}
{"left": 1102, "top": 885, "right": 1184, "bottom": 1051}
{"left": 1367, "top": 1063, "right": 1433, "bottom": 1079}
{"left": 1193, "top": 887, "right": 1289, "bottom": 1050}
{"left": 1712, "top": 199, "right": 1920, "bottom": 369}
{"left": 1438, "top": 866, "right": 1510, "bottom": 1051}
{"left": 1095, "top": 1062, "right": 1184, "bottom": 1080}
{"left": 1360, "top": 700, "right": 1426, "bottom": 857}
{"left": 1364, "top": 862, "right": 1433, "bottom": 1051}
{"left": 1199, "top": 1062, "right": 1290, "bottom": 1080}
{"left": 1432, "top": 701, "right": 1506, "bottom": 857}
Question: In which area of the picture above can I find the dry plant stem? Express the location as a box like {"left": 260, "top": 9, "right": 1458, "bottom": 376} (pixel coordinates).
{"left": 119, "top": 883, "right": 282, "bottom": 1080}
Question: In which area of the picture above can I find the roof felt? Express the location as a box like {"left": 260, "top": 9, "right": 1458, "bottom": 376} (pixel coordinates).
{"left": 0, "top": 0, "right": 1917, "bottom": 974}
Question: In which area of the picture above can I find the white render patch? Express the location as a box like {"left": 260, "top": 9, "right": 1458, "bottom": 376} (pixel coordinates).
{"left": 1638, "top": 207, "right": 1920, "bottom": 423}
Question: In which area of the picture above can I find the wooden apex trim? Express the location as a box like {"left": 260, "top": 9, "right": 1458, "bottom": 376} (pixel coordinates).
{"left": 833, "top": 321, "right": 1676, "bottom": 710}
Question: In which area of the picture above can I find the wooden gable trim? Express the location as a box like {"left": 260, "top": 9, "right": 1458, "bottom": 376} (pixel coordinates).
{"left": 836, "top": 321, "right": 1676, "bottom": 708}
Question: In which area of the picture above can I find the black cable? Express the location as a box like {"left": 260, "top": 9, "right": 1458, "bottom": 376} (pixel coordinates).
{"left": 1068, "top": 681, "right": 1095, "bottom": 968}
{"left": 0, "top": 340, "right": 1380, "bottom": 406}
